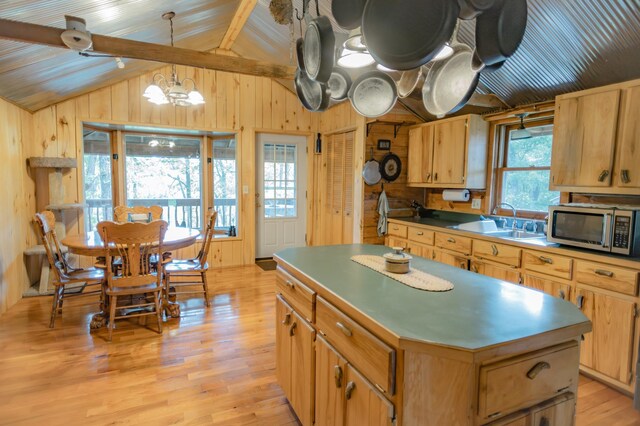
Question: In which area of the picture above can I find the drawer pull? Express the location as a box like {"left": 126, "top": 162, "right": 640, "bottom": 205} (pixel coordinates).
{"left": 281, "top": 313, "right": 291, "bottom": 326}
{"left": 538, "top": 256, "right": 553, "bottom": 264}
{"left": 526, "top": 361, "right": 551, "bottom": 380}
{"left": 540, "top": 417, "right": 550, "bottom": 426}
{"left": 471, "top": 264, "right": 478, "bottom": 273}
{"left": 621, "top": 169, "right": 631, "bottom": 184}
{"left": 417, "top": 231, "right": 424, "bottom": 236}
{"left": 286, "top": 280, "right": 295, "bottom": 290}
{"left": 334, "top": 365, "right": 343, "bottom": 388}
{"left": 595, "top": 269, "right": 614, "bottom": 278}
{"left": 447, "top": 237, "right": 456, "bottom": 243}
{"left": 431, "top": 251, "right": 436, "bottom": 260}
{"left": 598, "top": 169, "right": 610, "bottom": 182}
{"left": 345, "top": 381, "right": 356, "bottom": 400}
{"left": 289, "top": 321, "right": 297, "bottom": 337}
{"left": 336, "top": 322, "right": 353, "bottom": 337}
{"left": 491, "top": 244, "right": 499, "bottom": 256}
{"left": 392, "top": 226, "right": 399, "bottom": 230}
{"left": 559, "top": 290, "right": 566, "bottom": 300}
{"left": 576, "top": 295, "right": 585, "bottom": 309}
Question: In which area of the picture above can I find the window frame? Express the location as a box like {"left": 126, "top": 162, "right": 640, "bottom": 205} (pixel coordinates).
{"left": 494, "top": 117, "right": 556, "bottom": 220}
{"left": 208, "top": 135, "right": 241, "bottom": 235}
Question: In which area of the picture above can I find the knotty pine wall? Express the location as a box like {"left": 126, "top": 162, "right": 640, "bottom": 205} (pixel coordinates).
{"left": 0, "top": 98, "right": 33, "bottom": 314}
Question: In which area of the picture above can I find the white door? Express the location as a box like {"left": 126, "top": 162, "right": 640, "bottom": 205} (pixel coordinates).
{"left": 256, "top": 134, "right": 307, "bottom": 259}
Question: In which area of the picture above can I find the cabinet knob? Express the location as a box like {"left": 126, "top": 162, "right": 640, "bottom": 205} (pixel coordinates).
{"left": 434, "top": 173, "right": 438, "bottom": 181}
{"left": 289, "top": 321, "right": 297, "bottom": 336}
{"left": 417, "top": 231, "right": 424, "bottom": 236}
{"left": 426, "top": 172, "right": 431, "bottom": 181}
{"left": 597, "top": 169, "right": 610, "bottom": 182}
{"left": 286, "top": 280, "right": 295, "bottom": 290}
{"left": 336, "top": 321, "right": 353, "bottom": 337}
{"left": 431, "top": 252, "right": 436, "bottom": 260}
{"left": 345, "top": 381, "right": 356, "bottom": 400}
{"left": 621, "top": 169, "right": 631, "bottom": 184}
{"left": 334, "top": 365, "right": 343, "bottom": 388}
{"left": 281, "top": 312, "right": 291, "bottom": 326}
{"left": 526, "top": 361, "right": 551, "bottom": 379}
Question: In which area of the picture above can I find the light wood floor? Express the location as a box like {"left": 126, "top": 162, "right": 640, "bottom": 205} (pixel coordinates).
{"left": 0, "top": 265, "right": 638, "bottom": 425}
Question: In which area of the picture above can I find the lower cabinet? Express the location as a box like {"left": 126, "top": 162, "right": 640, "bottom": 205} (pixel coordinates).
{"left": 276, "top": 295, "right": 315, "bottom": 426}
{"left": 487, "top": 394, "right": 575, "bottom": 426}
{"left": 523, "top": 274, "right": 572, "bottom": 300}
{"left": 471, "top": 260, "right": 521, "bottom": 284}
{"left": 434, "top": 248, "right": 469, "bottom": 270}
{"left": 315, "top": 335, "right": 394, "bottom": 426}
{"left": 574, "top": 286, "right": 636, "bottom": 385}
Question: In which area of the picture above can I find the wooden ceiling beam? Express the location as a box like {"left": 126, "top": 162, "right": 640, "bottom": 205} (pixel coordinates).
{"left": 219, "top": 0, "right": 258, "bottom": 50}
{"left": 0, "top": 18, "right": 296, "bottom": 80}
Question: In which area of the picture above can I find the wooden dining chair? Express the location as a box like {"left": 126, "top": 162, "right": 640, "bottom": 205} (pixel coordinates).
{"left": 113, "top": 205, "right": 163, "bottom": 223}
{"left": 34, "top": 211, "right": 104, "bottom": 328}
{"left": 96, "top": 220, "right": 168, "bottom": 341}
{"left": 163, "top": 211, "right": 217, "bottom": 307}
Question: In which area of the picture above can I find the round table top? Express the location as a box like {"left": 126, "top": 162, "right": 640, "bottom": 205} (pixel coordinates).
{"left": 62, "top": 227, "right": 200, "bottom": 256}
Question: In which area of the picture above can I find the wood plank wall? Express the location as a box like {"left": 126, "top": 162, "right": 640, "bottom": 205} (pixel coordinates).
{"left": 0, "top": 98, "right": 33, "bottom": 314}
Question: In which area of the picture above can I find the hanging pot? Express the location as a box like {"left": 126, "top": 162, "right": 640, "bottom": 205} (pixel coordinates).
{"left": 331, "top": 0, "right": 367, "bottom": 30}
{"left": 457, "top": 0, "right": 495, "bottom": 20}
{"left": 303, "top": 15, "right": 335, "bottom": 83}
{"left": 349, "top": 71, "right": 398, "bottom": 118}
{"left": 396, "top": 66, "right": 427, "bottom": 99}
{"left": 363, "top": 148, "right": 381, "bottom": 186}
{"left": 471, "top": 49, "right": 505, "bottom": 73}
{"left": 327, "top": 68, "right": 352, "bottom": 101}
{"left": 294, "top": 68, "right": 331, "bottom": 112}
{"left": 362, "top": 0, "right": 459, "bottom": 70}
{"left": 474, "top": 0, "right": 528, "bottom": 68}
{"left": 422, "top": 22, "right": 479, "bottom": 118}
{"left": 380, "top": 153, "right": 402, "bottom": 182}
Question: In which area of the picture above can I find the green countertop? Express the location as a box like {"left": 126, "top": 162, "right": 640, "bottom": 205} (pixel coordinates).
{"left": 275, "top": 244, "right": 591, "bottom": 351}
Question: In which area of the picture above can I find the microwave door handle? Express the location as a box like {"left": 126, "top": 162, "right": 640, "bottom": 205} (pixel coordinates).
{"left": 602, "top": 213, "right": 612, "bottom": 248}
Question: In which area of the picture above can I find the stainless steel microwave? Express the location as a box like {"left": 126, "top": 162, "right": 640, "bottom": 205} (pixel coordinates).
{"left": 548, "top": 204, "right": 640, "bottom": 256}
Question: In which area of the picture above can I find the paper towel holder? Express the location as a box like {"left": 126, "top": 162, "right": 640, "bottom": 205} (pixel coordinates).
{"left": 442, "top": 189, "right": 470, "bottom": 202}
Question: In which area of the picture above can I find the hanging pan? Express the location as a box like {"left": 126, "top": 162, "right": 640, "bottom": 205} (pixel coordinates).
{"left": 396, "top": 65, "right": 429, "bottom": 99}
{"left": 327, "top": 68, "right": 352, "bottom": 101}
{"left": 473, "top": 0, "right": 528, "bottom": 69}
{"left": 331, "top": 0, "right": 367, "bottom": 30}
{"left": 304, "top": 14, "right": 335, "bottom": 83}
{"left": 363, "top": 148, "right": 381, "bottom": 186}
{"left": 294, "top": 68, "right": 330, "bottom": 112}
{"left": 362, "top": 0, "right": 459, "bottom": 70}
{"left": 380, "top": 153, "right": 402, "bottom": 182}
{"left": 294, "top": 1, "right": 310, "bottom": 71}
{"left": 422, "top": 21, "right": 479, "bottom": 118}
{"left": 457, "top": 0, "right": 495, "bottom": 20}
{"left": 349, "top": 71, "right": 398, "bottom": 118}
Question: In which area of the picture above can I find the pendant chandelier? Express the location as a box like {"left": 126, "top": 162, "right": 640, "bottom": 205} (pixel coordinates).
{"left": 143, "top": 12, "right": 205, "bottom": 107}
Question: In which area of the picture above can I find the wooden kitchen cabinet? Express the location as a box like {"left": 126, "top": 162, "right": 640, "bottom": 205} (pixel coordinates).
{"left": 345, "top": 364, "right": 395, "bottom": 426}
{"left": 530, "top": 395, "right": 575, "bottom": 426}
{"left": 523, "top": 274, "right": 572, "bottom": 301}
{"left": 406, "top": 114, "right": 488, "bottom": 189}
{"left": 275, "top": 295, "right": 315, "bottom": 426}
{"left": 434, "top": 248, "right": 469, "bottom": 270}
{"left": 575, "top": 286, "right": 636, "bottom": 385}
{"left": 616, "top": 84, "right": 640, "bottom": 188}
{"left": 315, "top": 335, "right": 346, "bottom": 426}
{"left": 471, "top": 260, "right": 521, "bottom": 284}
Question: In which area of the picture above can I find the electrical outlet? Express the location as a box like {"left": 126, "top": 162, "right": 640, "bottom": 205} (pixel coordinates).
{"left": 471, "top": 198, "right": 482, "bottom": 209}
{"left": 243, "top": 185, "right": 249, "bottom": 195}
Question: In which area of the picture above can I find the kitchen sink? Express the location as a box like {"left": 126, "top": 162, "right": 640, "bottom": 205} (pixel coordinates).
{"left": 483, "top": 229, "right": 546, "bottom": 240}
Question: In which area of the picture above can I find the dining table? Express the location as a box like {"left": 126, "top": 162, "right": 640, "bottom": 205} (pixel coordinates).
{"left": 62, "top": 227, "right": 200, "bottom": 328}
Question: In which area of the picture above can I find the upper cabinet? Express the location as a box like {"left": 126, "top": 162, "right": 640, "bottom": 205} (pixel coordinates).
{"left": 550, "top": 79, "right": 640, "bottom": 194}
{"left": 406, "top": 114, "right": 489, "bottom": 189}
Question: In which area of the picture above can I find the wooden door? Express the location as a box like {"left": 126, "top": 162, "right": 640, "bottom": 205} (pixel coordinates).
{"left": 276, "top": 295, "right": 293, "bottom": 398}
{"left": 432, "top": 117, "right": 467, "bottom": 185}
{"left": 551, "top": 90, "right": 620, "bottom": 187}
{"left": 342, "top": 132, "right": 355, "bottom": 243}
{"left": 531, "top": 396, "right": 575, "bottom": 426}
{"left": 471, "top": 261, "right": 521, "bottom": 284}
{"left": 407, "top": 126, "right": 434, "bottom": 184}
{"left": 315, "top": 335, "right": 346, "bottom": 426}
{"left": 434, "top": 249, "right": 468, "bottom": 270}
{"left": 616, "top": 84, "right": 640, "bottom": 187}
{"left": 524, "top": 274, "right": 572, "bottom": 301}
{"left": 344, "top": 365, "right": 394, "bottom": 426}
{"left": 290, "top": 310, "right": 316, "bottom": 426}
{"left": 331, "top": 134, "right": 345, "bottom": 245}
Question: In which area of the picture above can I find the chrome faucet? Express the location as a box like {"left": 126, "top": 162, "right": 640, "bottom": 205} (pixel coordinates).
{"left": 523, "top": 220, "right": 536, "bottom": 233}
{"left": 493, "top": 202, "right": 517, "bottom": 229}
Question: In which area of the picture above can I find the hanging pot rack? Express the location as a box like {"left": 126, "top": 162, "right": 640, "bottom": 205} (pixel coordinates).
{"left": 366, "top": 120, "right": 417, "bottom": 138}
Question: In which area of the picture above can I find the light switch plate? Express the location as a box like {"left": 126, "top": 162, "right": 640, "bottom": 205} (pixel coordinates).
{"left": 471, "top": 198, "right": 482, "bottom": 209}
{"left": 243, "top": 185, "right": 249, "bottom": 195}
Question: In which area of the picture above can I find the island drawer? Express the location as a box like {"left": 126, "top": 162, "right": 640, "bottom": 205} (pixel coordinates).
{"left": 407, "top": 226, "right": 434, "bottom": 246}
{"left": 388, "top": 223, "right": 408, "bottom": 239}
{"left": 435, "top": 232, "right": 472, "bottom": 256}
{"left": 478, "top": 342, "right": 579, "bottom": 421}
{"left": 316, "top": 296, "right": 396, "bottom": 395}
{"left": 522, "top": 250, "right": 573, "bottom": 280}
{"left": 276, "top": 267, "right": 315, "bottom": 323}
{"left": 472, "top": 240, "right": 521, "bottom": 268}
{"left": 575, "top": 260, "right": 638, "bottom": 296}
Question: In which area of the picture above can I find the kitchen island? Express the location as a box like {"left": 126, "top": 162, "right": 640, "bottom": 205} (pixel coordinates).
{"left": 274, "top": 244, "right": 591, "bottom": 426}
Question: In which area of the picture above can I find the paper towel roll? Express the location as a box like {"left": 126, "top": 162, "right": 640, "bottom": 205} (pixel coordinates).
{"left": 442, "top": 189, "right": 470, "bottom": 202}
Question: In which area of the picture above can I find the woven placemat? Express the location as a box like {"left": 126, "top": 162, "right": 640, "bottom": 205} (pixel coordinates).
{"left": 351, "top": 255, "right": 454, "bottom": 292}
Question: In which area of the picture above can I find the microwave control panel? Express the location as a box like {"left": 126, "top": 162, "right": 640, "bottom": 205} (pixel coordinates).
{"left": 613, "top": 216, "right": 630, "bottom": 249}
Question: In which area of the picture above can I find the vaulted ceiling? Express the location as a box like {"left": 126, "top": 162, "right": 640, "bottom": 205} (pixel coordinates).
{"left": 1, "top": 0, "right": 640, "bottom": 116}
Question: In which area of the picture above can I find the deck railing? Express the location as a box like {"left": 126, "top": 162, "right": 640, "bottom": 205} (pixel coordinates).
{"left": 84, "top": 198, "right": 237, "bottom": 233}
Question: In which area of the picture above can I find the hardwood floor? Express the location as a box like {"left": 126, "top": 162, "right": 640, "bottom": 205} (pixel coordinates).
{"left": 0, "top": 265, "right": 638, "bottom": 425}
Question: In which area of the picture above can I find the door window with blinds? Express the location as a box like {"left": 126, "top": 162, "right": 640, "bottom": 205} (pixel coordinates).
{"left": 263, "top": 144, "right": 297, "bottom": 218}
{"left": 322, "top": 132, "right": 354, "bottom": 245}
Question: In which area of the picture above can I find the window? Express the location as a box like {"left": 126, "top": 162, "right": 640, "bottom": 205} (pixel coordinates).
{"left": 124, "top": 134, "right": 202, "bottom": 229}
{"left": 211, "top": 137, "right": 239, "bottom": 232}
{"left": 82, "top": 128, "right": 114, "bottom": 233}
{"left": 263, "top": 143, "right": 297, "bottom": 218}
{"left": 495, "top": 120, "right": 560, "bottom": 216}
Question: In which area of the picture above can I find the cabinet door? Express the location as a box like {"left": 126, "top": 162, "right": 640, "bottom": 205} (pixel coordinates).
{"left": 471, "top": 261, "right": 521, "bottom": 284}
{"left": 524, "top": 274, "right": 571, "bottom": 301}
{"left": 434, "top": 249, "right": 468, "bottom": 270}
{"left": 290, "top": 310, "right": 316, "bottom": 426}
{"left": 551, "top": 90, "right": 620, "bottom": 187}
{"left": 331, "top": 134, "right": 345, "bottom": 245}
{"left": 386, "top": 237, "right": 408, "bottom": 249}
{"left": 315, "top": 335, "right": 346, "bottom": 426}
{"left": 342, "top": 132, "right": 355, "bottom": 243}
{"left": 344, "top": 365, "right": 394, "bottom": 426}
{"left": 407, "top": 126, "right": 434, "bottom": 184}
{"left": 616, "top": 84, "right": 640, "bottom": 187}
{"left": 531, "top": 396, "right": 575, "bottom": 426}
{"left": 276, "top": 295, "right": 293, "bottom": 398}
{"left": 432, "top": 117, "right": 467, "bottom": 185}
{"left": 576, "top": 287, "right": 636, "bottom": 384}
